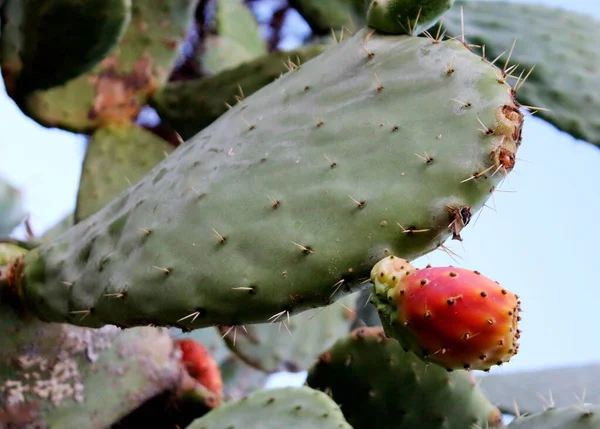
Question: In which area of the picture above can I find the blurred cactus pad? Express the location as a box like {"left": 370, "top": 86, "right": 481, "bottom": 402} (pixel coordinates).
{"left": 1, "top": 0, "right": 600, "bottom": 428}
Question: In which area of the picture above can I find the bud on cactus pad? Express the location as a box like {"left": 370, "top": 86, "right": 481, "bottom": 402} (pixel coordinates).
{"left": 175, "top": 339, "right": 223, "bottom": 398}
{"left": 371, "top": 255, "right": 521, "bottom": 371}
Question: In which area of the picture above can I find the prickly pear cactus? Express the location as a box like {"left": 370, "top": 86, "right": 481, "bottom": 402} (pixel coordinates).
{"left": 307, "top": 326, "right": 503, "bottom": 429}
{"left": 507, "top": 405, "right": 600, "bottom": 429}
{"left": 75, "top": 123, "right": 174, "bottom": 222}
{"left": 0, "top": 0, "right": 132, "bottom": 96}
{"left": 11, "top": 26, "right": 523, "bottom": 331}
{"left": 219, "top": 293, "right": 358, "bottom": 373}
{"left": 186, "top": 386, "right": 353, "bottom": 429}
{"left": 20, "top": 0, "right": 198, "bottom": 132}
{"left": 367, "top": 0, "right": 455, "bottom": 35}
{"left": 151, "top": 44, "right": 329, "bottom": 139}
{"left": 0, "top": 177, "right": 25, "bottom": 236}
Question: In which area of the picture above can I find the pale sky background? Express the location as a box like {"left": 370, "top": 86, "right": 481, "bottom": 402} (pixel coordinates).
{"left": 1, "top": 0, "right": 599, "bottom": 399}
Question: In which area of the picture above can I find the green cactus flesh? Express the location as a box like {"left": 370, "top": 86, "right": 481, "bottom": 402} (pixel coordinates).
{"left": 200, "top": 0, "right": 268, "bottom": 76}
{"left": 306, "top": 326, "right": 503, "bottom": 429}
{"left": 220, "top": 356, "right": 268, "bottom": 401}
{"left": 476, "top": 363, "right": 600, "bottom": 415}
{"left": 287, "top": 0, "right": 367, "bottom": 34}
{"left": 20, "top": 0, "right": 198, "bottom": 133}
{"left": 0, "top": 177, "right": 26, "bottom": 237}
{"left": 507, "top": 405, "right": 600, "bottom": 429}
{"left": 75, "top": 123, "right": 174, "bottom": 222}
{"left": 442, "top": 1, "right": 600, "bottom": 147}
{"left": 186, "top": 386, "right": 352, "bottom": 429}
{"left": 151, "top": 44, "right": 328, "bottom": 140}
{"left": 1, "top": 0, "right": 131, "bottom": 97}
{"left": 15, "top": 28, "right": 523, "bottom": 330}
{"left": 0, "top": 299, "right": 183, "bottom": 428}
{"left": 367, "top": 0, "right": 455, "bottom": 35}
{"left": 350, "top": 288, "right": 382, "bottom": 330}
{"left": 219, "top": 292, "right": 358, "bottom": 373}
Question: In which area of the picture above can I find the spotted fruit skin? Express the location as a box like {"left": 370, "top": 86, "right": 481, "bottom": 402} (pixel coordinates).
{"left": 371, "top": 256, "right": 521, "bottom": 371}
{"left": 176, "top": 339, "right": 223, "bottom": 397}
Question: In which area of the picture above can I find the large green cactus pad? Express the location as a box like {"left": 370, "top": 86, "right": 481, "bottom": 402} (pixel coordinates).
{"left": 186, "top": 386, "right": 352, "bottom": 429}
{"left": 287, "top": 0, "right": 367, "bottom": 34}
{"left": 476, "top": 363, "right": 600, "bottom": 415}
{"left": 14, "top": 28, "right": 523, "bottom": 330}
{"left": 0, "top": 177, "right": 25, "bottom": 237}
{"left": 306, "top": 326, "right": 503, "bottom": 429}
{"left": 75, "top": 123, "right": 174, "bottom": 222}
{"left": 0, "top": 301, "right": 182, "bottom": 428}
{"left": 20, "top": 0, "right": 198, "bottom": 133}
{"left": 0, "top": 0, "right": 131, "bottom": 97}
{"left": 443, "top": 1, "right": 600, "bottom": 147}
{"left": 200, "top": 0, "right": 267, "bottom": 75}
{"left": 220, "top": 356, "right": 268, "bottom": 401}
{"left": 151, "top": 44, "right": 328, "bottom": 140}
{"left": 507, "top": 405, "right": 600, "bottom": 429}
{"left": 219, "top": 293, "right": 358, "bottom": 373}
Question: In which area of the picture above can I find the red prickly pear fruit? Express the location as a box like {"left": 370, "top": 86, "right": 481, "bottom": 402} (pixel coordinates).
{"left": 175, "top": 339, "right": 223, "bottom": 397}
{"left": 371, "top": 256, "right": 521, "bottom": 371}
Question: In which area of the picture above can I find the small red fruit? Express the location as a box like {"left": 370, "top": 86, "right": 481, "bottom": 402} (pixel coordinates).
{"left": 371, "top": 256, "right": 521, "bottom": 371}
{"left": 175, "top": 339, "right": 223, "bottom": 397}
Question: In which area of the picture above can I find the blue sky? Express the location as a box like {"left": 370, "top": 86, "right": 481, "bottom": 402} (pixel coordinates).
{"left": 1, "top": 0, "right": 599, "bottom": 393}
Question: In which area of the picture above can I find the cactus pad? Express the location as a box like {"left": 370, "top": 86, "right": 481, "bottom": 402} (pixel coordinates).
{"left": 507, "top": 405, "right": 600, "bottom": 429}
{"left": 219, "top": 292, "right": 358, "bottom": 373}
{"left": 443, "top": 1, "right": 600, "bottom": 147}
{"left": 200, "top": 0, "right": 267, "bottom": 75}
{"left": 0, "top": 177, "right": 25, "bottom": 237}
{"left": 14, "top": 27, "right": 523, "bottom": 330}
{"left": 75, "top": 123, "right": 174, "bottom": 222}
{"left": 151, "top": 44, "right": 328, "bottom": 139}
{"left": 307, "top": 326, "right": 503, "bottom": 429}
{"left": 1, "top": 0, "right": 132, "bottom": 97}
{"left": 21, "top": 0, "right": 198, "bottom": 132}
{"left": 186, "top": 386, "right": 352, "bottom": 429}
{"left": 0, "top": 302, "right": 183, "bottom": 428}
{"left": 367, "top": 0, "right": 455, "bottom": 35}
